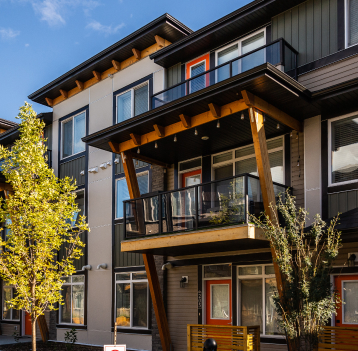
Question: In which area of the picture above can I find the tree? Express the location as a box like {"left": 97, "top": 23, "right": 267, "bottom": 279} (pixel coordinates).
{"left": 250, "top": 192, "right": 341, "bottom": 351}
{"left": 0, "top": 103, "right": 88, "bottom": 351}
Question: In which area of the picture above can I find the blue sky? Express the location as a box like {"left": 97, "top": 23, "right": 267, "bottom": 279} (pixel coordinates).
{"left": 0, "top": 0, "right": 250, "bottom": 122}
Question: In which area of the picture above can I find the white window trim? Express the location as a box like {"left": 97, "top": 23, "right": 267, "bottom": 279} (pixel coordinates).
{"left": 59, "top": 276, "right": 85, "bottom": 326}
{"left": 341, "top": 279, "right": 358, "bottom": 325}
{"left": 60, "top": 111, "right": 86, "bottom": 160}
{"left": 115, "top": 171, "right": 149, "bottom": 220}
{"left": 328, "top": 111, "right": 358, "bottom": 187}
{"left": 189, "top": 59, "right": 207, "bottom": 78}
{"left": 116, "top": 82, "right": 149, "bottom": 123}
{"left": 345, "top": 0, "right": 358, "bottom": 48}
{"left": 114, "top": 272, "right": 149, "bottom": 330}
{"left": 215, "top": 28, "right": 267, "bottom": 67}
{"left": 2, "top": 285, "right": 20, "bottom": 321}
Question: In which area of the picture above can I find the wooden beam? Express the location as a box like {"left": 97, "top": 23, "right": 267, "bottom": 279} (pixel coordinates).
{"left": 130, "top": 133, "right": 141, "bottom": 146}
{"left": 59, "top": 89, "right": 68, "bottom": 99}
{"left": 75, "top": 80, "right": 84, "bottom": 91}
{"left": 242, "top": 90, "right": 302, "bottom": 132}
{"left": 179, "top": 114, "right": 191, "bottom": 128}
{"left": 121, "top": 150, "right": 171, "bottom": 351}
{"left": 208, "top": 103, "right": 221, "bottom": 118}
{"left": 108, "top": 141, "right": 120, "bottom": 153}
{"left": 0, "top": 183, "right": 13, "bottom": 192}
{"left": 154, "top": 35, "right": 166, "bottom": 48}
{"left": 92, "top": 70, "right": 101, "bottom": 81}
{"left": 249, "top": 107, "right": 283, "bottom": 297}
{"left": 132, "top": 48, "right": 141, "bottom": 60}
{"left": 112, "top": 59, "right": 121, "bottom": 71}
{"left": 45, "top": 98, "right": 53, "bottom": 107}
{"left": 153, "top": 124, "right": 165, "bottom": 137}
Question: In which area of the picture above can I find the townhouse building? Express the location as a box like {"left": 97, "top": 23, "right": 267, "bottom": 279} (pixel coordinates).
{"left": 0, "top": 0, "right": 357, "bottom": 350}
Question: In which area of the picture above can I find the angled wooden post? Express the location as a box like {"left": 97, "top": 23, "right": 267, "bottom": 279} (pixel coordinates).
{"left": 121, "top": 150, "right": 171, "bottom": 351}
{"left": 248, "top": 107, "right": 283, "bottom": 296}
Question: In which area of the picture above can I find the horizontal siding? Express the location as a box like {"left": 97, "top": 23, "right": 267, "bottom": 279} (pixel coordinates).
{"left": 59, "top": 156, "right": 85, "bottom": 186}
{"left": 167, "top": 164, "right": 175, "bottom": 191}
{"left": 334, "top": 242, "right": 358, "bottom": 266}
{"left": 261, "top": 343, "right": 287, "bottom": 351}
{"left": 167, "top": 265, "right": 197, "bottom": 351}
{"left": 1, "top": 322, "right": 20, "bottom": 336}
{"left": 272, "top": 0, "right": 338, "bottom": 66}
{"left": 298, "top": 54, "right": 358, "bottom": 91}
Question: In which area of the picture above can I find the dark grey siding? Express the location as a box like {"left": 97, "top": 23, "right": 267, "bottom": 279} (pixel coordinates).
{"left": 60, "top": 156, "right": 86, "bottom": 186}
{"left": 58, "top": 231, "right": 86, "bottom": 271}
{"left": 328, "top": 190, "right": 358, "bottom": 218}
{"left": 166, "top": 63, "right": 181, "bottom": 88}
{"left": 272, "top": 0, "right": 338, "bottom": 66}
{"left": 114, "top": 223, "right": 143, "bottom": 267}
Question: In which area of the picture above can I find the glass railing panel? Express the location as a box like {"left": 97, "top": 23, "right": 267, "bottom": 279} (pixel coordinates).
{"left": 284, "top": 44, "right": 295, "bottom": 72}
{"left": 152, "top": 82, "right": 186, "bottom": 109}
{"left": 189, "top": 72, "right": 211, "bottom": 94}
{"left": 247, "top": 176, "right": 264, "bottom": 218}
{"left": 198, "top": 176, "right": 246, "bottom": 228}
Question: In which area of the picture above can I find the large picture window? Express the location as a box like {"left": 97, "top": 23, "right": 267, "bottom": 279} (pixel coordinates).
{"left": 115, "top": 272, "right": 149, "bottom": 329}
{"left": 346, "top": 0, "right": 358, "bottom": 47}
{"left": 329, "top": 114, "right": 358, "bottom": 185}
{"left": 117, "top": 83, "right": 149, "bottom": 123}
{"left": 61, "top": 112, "right": 86, "bottom": 159}
{"left": 2, "top": 285, "right": 20, "bottom": 321}
{"left": 59, "top": 275, "right": 85, "bottom": 325}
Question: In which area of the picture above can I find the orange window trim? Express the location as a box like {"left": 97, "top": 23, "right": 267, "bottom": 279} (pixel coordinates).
{"left": 186, "top": 53, "right": 210, "bottom": 79}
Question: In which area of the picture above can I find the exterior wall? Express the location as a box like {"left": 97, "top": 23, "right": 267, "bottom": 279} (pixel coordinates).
{"left": 291, "top": 132, "right": 305, "bottom": 209}
{"left": 167, "top": 265, "right": 198, "bottom": 351}
{"left": 166, "top": 164, "right": 175, "bottom": 191}
{"left": 334, "top": 242, "right": 358, "bottom": 266}
{"left": 52, "top": 53, "right": 164, "bottom": 348}
{"left": 272, "top": 0, "right": 338, "bottom": 66}
{"left": 304, "top": 116, "right": 321, "bottom": 224}
{"left": 1, "top": 322, "right": 20, "bottom": 336}
{"left": 261, "top": 344, "right": 287, "bottom": 351}
{"left": 298, "top": 54, "right": 358, "bottom": 91}
{"left": 328, "top": 189, "right": 358, "bottom": 218}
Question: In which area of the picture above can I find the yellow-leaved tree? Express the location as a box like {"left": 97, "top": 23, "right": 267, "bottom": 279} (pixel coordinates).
{"left": 0, "top": 103, "right": 89, "bottom": 351}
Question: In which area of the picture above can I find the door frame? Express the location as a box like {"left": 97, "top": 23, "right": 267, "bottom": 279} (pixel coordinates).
{"left": 178, "top": 157, "right": 202, "bottom": 188}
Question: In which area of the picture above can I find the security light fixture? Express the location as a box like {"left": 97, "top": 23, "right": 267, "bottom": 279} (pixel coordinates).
{"left": 277, "top": 123, "right": 280, "bottom": 129}
{"left": 180, "top": 276, "right": 188, "bottom": 288}
{"left": 155, "top": 142, "right": 158, "bottom": 148}
{"left": 88, "top": 167, "right": 99, "bottom": 173}
{"left": 162, "top": 262, "right": 174, "bottom": 270}
{"left": 114, "top": 158, "right": 120, "bottom": 164}
{"left": 137, "top": 147, "right": 140, "bottom": 154}
{"left": 80, "top": 170, "right": 85, "bottom": 176}
{"left": 290, "top": 131, "right": 293, "bottom": 137}
{"left": 99, "top": 162, "right": 107, "bottom": 169}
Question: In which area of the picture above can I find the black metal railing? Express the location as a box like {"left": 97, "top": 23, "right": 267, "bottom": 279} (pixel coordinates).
{"left": 152, "top": 38, "right": 298, "bottom": 109}
{"left": 123, "top": 174, "right": 289, "bottom": 239}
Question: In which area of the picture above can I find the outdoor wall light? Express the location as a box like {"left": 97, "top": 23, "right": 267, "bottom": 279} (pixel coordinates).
{"left": 180, "top": 276, "right": 188, "bottom": 288}
{"left": 216, "top": 121, "right": 220, "bottom": 128}
{"left": 174, "top": 135, "right": 177, "bottom": 142}
{"left": 162, "top": 262, "right": 174, "bottom": 270}
{"left": 82, "top": 265, "right": 92, "bottom": 271}
{"left": 348, "top": 253, "right": 357, "bottom": 267}
{"left": 108, "top": 74, "right": 114, "bottom": 78}
{"left": 114, "top": 158, "right": 120, "bottom": 164}
{"left": 155, "top": 142, "right": 158, "bottom": 149}
{"left": 195, "top": 128, "right": 198, "bottom": 135}
{"left": 277, "top": 123, "right": 280, "bottom": 129}
{"left": 137, "top": 147, "right": 140, "bottom": 154}
{"left": 99, "top": 163, "right": 107, "bottom": 169}
{"left": 241, "top": 112, "right": 244, "bottom": 120}
{"left": 97, "top": 263, "right": 108, "bottom": 270}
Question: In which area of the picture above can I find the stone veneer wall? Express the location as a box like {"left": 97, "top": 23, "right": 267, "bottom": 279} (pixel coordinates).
{"left": 291, "top": 132, "right": 304, "bottom": 208}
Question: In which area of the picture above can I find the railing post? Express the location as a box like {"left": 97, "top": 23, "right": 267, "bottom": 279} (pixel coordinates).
{"left": 229, "top": 61, "right": 233, "bottom": 78}
{"left": 245, "top": 175, "right": 249, "bottom": 223}
{"left": 158, "top": 193, "right": 162, "bottom": 235}
{"left": 294, "top": 52, "right": 298, "bottom": 80}
{"left": 186, "top": 80, "right": 189, "bottom": 96}
{"left": 123, "top": 201, "right": 126, "bottom": 238}
{"left": 195, "top": 185, "right": 199, "bottom": 230}
{"left": 280, "top": 39, "right": 284, "bottom": 66}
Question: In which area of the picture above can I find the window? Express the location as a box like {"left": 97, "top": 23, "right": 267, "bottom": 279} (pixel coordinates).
{"left": 329, "top": 114, "right": 358, "bottom": 185}
{"left": 115, "top": 272, "right": 149, "bottom": 329}
{"left": 342, "top": 280, "right": 358, "bottom": 324}
{"left": 71, "top": 190, "right": 85, "bottom": 227}
{"left": 61, "top": 112, "right": 86, "bottom": 159}
{"left": 115, "top": 172, "right": 149, "bottom": 218}
{"left": 60, "top": 275, "right": 85, "bottom": 325}
{"left": 117, "top": 83, "right": 149, "bottom": 123}
{"left": 346, "top": 0, "right": 358, "bottom": 47}
{"left": 2, "top": 285, "right": 20, "bottom": 321}
{"left": 238, "top": 265, "right": 281, "bottom": 336}
{"left": 186, "top": 54, "right": 210, "bottom": 94}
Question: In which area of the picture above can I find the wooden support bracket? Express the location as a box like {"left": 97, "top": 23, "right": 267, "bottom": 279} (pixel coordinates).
{"left": 132, "top": 48, "right": 141, "bottom": 60}
{"left": 155, "top": 35, "right": 166, "bottom": 48}
{"left": 59, "top": 89, "right": 68, "bottom": 99}
{"left": 75, "top": 80, "right": 84, "bottom": 91}
{"left": 130, "top": 133, "right": 141, "bottom": 146}
{"left": 179, "top": 114, "right": 191, "bottom": 128}
{"left": 92, "top": 70, "right": 101, "bottom": 81}
{"left": 45, "top": 98, "right": 53, "bottom": 107}
{"left": 153, "top": 124, "right": 165, "bottom": 137}
{"left": 208, "top": 103, "right": 221, "bottom": 118}
{"left": 112, "top": 60, "right": 121, "bottom": 71}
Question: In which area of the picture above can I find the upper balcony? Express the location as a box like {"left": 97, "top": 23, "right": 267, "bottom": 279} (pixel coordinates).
{"left": 121, "top": 173, "right": 288, "bottom": 256}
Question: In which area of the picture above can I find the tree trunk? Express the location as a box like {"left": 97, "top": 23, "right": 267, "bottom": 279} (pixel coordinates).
{"left": 32, "top": 315, "right": 36, "bottom": 351}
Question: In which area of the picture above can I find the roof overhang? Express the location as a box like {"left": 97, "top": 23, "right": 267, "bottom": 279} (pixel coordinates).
{"left": 28, "top": 14, "right": 192, "bottom": 106}
{"left": 150, "top": 0, "right": 307, "bottom": 68}
{"left": 83, "top": 64, "right": 318, "bottom": 163}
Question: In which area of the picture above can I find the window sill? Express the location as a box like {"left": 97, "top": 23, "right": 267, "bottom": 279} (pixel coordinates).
{"left": 111, "top": 327, "right": 151, "bottom": 334}
{"left": 56, "top": 324, "right": 87, "bottom": 330}
{"left": 1, "top": 320, "right": 20, "bottom": 324}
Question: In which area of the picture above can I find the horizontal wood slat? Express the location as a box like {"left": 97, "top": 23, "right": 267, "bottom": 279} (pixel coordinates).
{"left": 318, "top": 326, "right": 358, "bottom": 351}
{"left": 187, "top": 324, "right": 260, "bottom": 351}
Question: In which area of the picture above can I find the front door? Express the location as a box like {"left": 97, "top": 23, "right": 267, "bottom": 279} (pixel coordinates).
{"left": 206, "top": 280, "right": 232, "bottom": 325}
{"left": 335, "top": 275, "right": 358, "bottom": 327}
{"left": 25, "top": 312, "right": 32, "bottom": 335}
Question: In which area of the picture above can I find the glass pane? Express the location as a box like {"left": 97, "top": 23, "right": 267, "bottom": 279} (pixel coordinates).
{"left": 134, "top": 85, "right": 148, "bottom": 116}
{"left": 190, "top": 62, "right": 206, "bottom": 93}
{"left": 116, "top": 273, "right": 130, "bottom": 281}
{"left": 349, "top": 0, "right": 358, "bottom": 46}
{"left": 60, "top": 285, "right": 71, "bottom": 323}
{"left": 265, "top": 266, "right": 275, "bottom": 275}
{"left": 235, "top": 145, "right": 255, "bottom": 158}
{"left": 185, "top": 174, "right": 201, "bottom": 187}
{"left": 116, "top": 283, "right": 130, "bottom": 327}
{"left": 239, "top": 266, "right": 262, "bottom": 275}
{"left": 213, "top": 152, "right": 232, "bottom": 164}
{"left": 72, "top": 190, "right": 85, "bottom": 226}
{"left": 73, "top": 113, "right": 86, "bottom": 154}
{"left": 12, "top": 307, "right": 20, "bottom": 320}
{"left": 117, "top": 91, "right": 132, "bottom": 123}
{"left": 241, "top": 279, "right": 263, "bottom": 330}
{"left": 265, "top": 278, "right": 280, "bottom": 335}
{"left": 269, "top": 150, "right": 283, "bottom": 184}
{"left": 214, "top": 164, "right": 233, "bottom": 180}
{"left": 3, "top": 287, "right": 11, "bottom": 319}
{"left": 61, "top": 276, "right": 71, "bottom": 283}
{"left": 137, "top": 173, "right": 149, "bottom": 195}
{"left": 62, "top": 119, "right": 73, "bottom": 158}
{"left": 132, "top": 272, "right": 147, "bottom": 280}
{"left": 72, "top": 284, "right": 84, "bottom": 324}
{"left": 343, "top": 281, "right": 358, "bottom": 324}
{"left": 116, "top": 178, "right": 129, "bottom": 218}
{"left": 204, "top": 264, "right": 231, "bottom": 278}
{"left": 331, "top": 115, "right": 358, "bottom": 184}
{"left": 133, "top": 282, "right": 148, "bottom": 328}
{"left": 72, "top": 275, "right": 85, "bottom": 283}
{"left": 235, "top": 157, "right": 257, "bottom": 176}
{"left": 241, "top": 32, "right": 265, "bottom": 72}
{"left": 179, "top": 158, "right": 201, "bottom": 172}
{"left": 211, "top": 284, "right": 230, "bottom": 319}
{"left": 217, "top": 44, "right": 238, "bottom": 82}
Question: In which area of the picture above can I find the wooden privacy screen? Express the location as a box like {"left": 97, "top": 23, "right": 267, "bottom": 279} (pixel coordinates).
{"left": 318, "top": 326, "right": 358, "bottom": 351}
{"left": 187, "top": 324, "right": 260, "bottom": 351}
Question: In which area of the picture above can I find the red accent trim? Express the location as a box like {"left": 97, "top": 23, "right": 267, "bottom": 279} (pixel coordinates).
{"left": 181, "top": 169, "right": 201, "bottom": 188}
{"left": 186, "top": 53, "right": 210, "bottom": 79}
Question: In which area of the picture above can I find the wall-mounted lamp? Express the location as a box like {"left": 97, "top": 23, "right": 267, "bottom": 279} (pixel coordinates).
{"left": 162, "top": 262, "right": 174, "bottom": 270}
{"left": 99, "top": 162, "right": 107, "bottom": 170}
{"left": 88, "top": 167, "right": 99, "bottom": 173}
{"left": 97, "top": 263, "right": 108, "bottom": 270}
{"left": 348, "top": 253, "right": 357, "bottom": 267}
{"left": 114, "top": 158, "right": 120, "bottom": 164}
{"left": 180, "top": 276, "right": 188, "bottom": 288}
{"left": 82, "top": 265, "right": 92, "bottom": 271}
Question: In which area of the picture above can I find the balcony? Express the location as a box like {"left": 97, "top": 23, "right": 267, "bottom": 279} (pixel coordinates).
{"left": 121, "top": 174, "right": 288, "bottom": 256}
{"left": 152, "top": 39, "right": 298, "bottom": 110}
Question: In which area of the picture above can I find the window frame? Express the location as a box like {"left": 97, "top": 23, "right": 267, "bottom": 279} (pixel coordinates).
{"left": 341, "top": 279, "right": 358, "bottom": 325}
{"left": 328, "top": 111, "right": 358, "bottom": 187}
{"left": 59, "top": 275, "right": 85, "bottom": 326}
{"left": 114, "top": 271, "right": 149, "bottom": 330}
{"left": 60, "top": 110, "right": 86, "bottom": 161}
{"left": 71, "top": 188, "right": 85, "bottom": 228}
{"left": 345, "top": 0, "right": 358, "bottom": 48}
{"left": 116, "top": 82, "right": 149, "bottom": 123}
{"left": 2, "top": 284, "right": 20, "bottom": 321}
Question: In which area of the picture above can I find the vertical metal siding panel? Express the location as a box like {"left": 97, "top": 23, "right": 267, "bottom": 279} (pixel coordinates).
{"left": 347, "top": 190, "right": 357, "bottom": 211}
{"left": 314, "top": 0, "right": 322, "bottom": 61}
{"left": 321, "top": 0, "right": 330, "bottom": 57}
{"left": 329, "top": 0, "right": 338, "bottom": 53}
{"left": 272, "top": 16, "right": 278, "bottom": 40}
{"left": 299, "top": 3, "right": 308, "bottom": 66}
{"left": 291, "top": 6, "right": 300, "bottom": 52}
{"left": 285, "top": 10, "right": 292, "bottom": 44}
{"left": 307, "top": 0, "right": 315, "bottom": 63}
{"left": 328, "top": 194, "right": 332, "bottom": 218}
{"left": 329, "top": 193, "right": 338, "bottom": 217}
{"left": 338, "top": 192, "right": 347, "bottom": 213}
{"left": 277, "top": 13, "right": 286, "bottom": 39}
